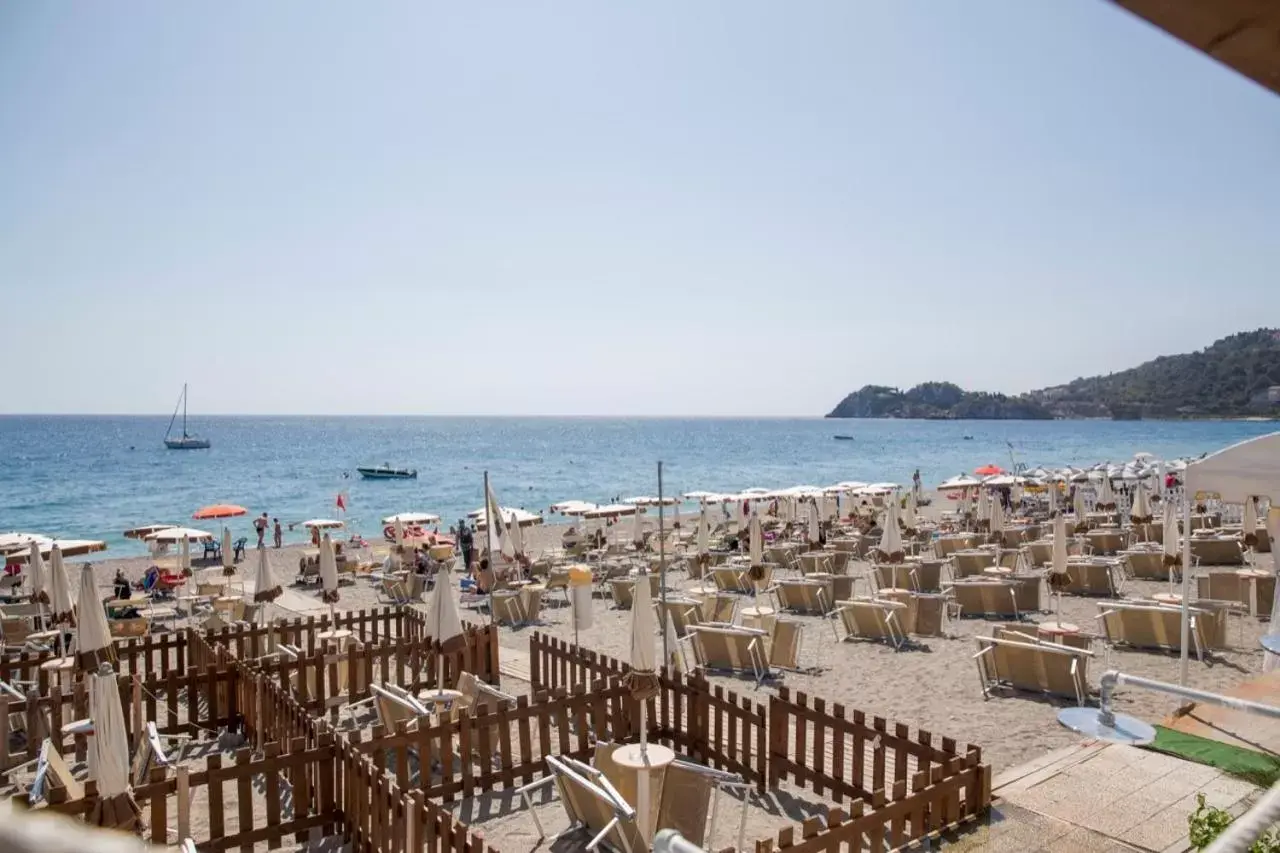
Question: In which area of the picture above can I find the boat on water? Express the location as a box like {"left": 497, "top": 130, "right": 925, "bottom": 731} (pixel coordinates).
{"left": 833, "top": 435, "right": 854, "bottom": 441}
{"left": 164, "top": 383, "right": 210, "bottom": 450}
{"left": 357, "top": 464, "right": 418, "bottom": 480}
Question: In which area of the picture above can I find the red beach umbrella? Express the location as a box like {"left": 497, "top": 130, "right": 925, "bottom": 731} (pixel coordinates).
{"left": 974, "top": 464, "right": 1004, "bottom": 476}
{"left": 193, "top": 504, "right": 248, "bottom": 520}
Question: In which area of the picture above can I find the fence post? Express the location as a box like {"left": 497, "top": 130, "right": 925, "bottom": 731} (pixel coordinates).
{"left": 768, "top": 690, "right": 787, "bottom": 790}
{"left": 529, "top": 634, "right": 541, "bottom": 692}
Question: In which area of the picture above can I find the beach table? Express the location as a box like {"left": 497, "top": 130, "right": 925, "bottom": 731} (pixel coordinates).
{"left": 40, "top": 656, "right": 75, "bottom": 692}
{"left": 1037, "top": 621, "right": 1081, "bottom": 644}
{"left": 1085, "top": 528, "right": 1126, "bottom": 556}
{"left": 740, "top": 605, "right": 777, "bottom": 634}
{"left": 1152, "top": 592, "right": 1182, "bottom": 606}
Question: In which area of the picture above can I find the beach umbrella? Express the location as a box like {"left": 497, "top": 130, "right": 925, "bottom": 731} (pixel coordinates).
{"left": 632, "top": 506, "right": 645, "bottom": 548}
{"left": 1049, "top": 512, "right": 1070, "bottom": 613}
{"left": 221, "top": 527, "right": 235, "bottom": 576}
{"left": 87, "top": 665, "right": 142, "bottom": 831}
{"left": 988, "top": 496, "right": 1005, "bottom": 545}
{"left": 902, "top": 490, "right": 918, "bottom": 533}
{"left": 671, "top": 500, "right": 681, "bottom": 529}
{"left": 319, "top": 534, "right": 339, "bottom": 605}
{"left": 179, "top": 534, "right": 192, "bottom": 578}
{"left": 622, "top": 569, "right": 659, "bottom": 841}
{"left": 75, "top": 563, "right": 115, "bottom": 672}
{"left": 193, "top": 504, "right": 248, "bottom": 521}
{"left": 974, "top": 464, "right": 1004, "bottom": 476}
{"left": 252, "top": 545, "right": 281, "bottom": 604}
{"left": 748, "top": 512, "right": 763, "bottom": 566}
{"left": 1162, "top": 504, "right": 1181, "bottom": 576}
{"left": 1097, "top": 475, "right": 1116, "bottom": 511}
{"left": 28, "top": 541, "right": 48, "bottom": 604}
{"left": 426, "top": 562, "right": 466, "bottom": 693}
{"left": 875, "top": 501, "right": 904, "bottom": 563}
{"left": 1048, "top": 482, "right": 1059, "bottom": 515}
{"left": 394, "top": 518, "right": 405, "bottom": 549}
{"left": 697, "top": 504, "right": 709, "bottom": 555}
{"left": 807, "top": 502, "right": 821, "bottom": 546}
{"left": 48, "top": 544, "right": 75, "bottom": 625}
{"left": 509, "top": 512, "right": 526, "bottom": 558}
{"left": 1130, "top": 482, "right": 1152, "bottom": 525}
{"left": 976, "top": 489, "right": 990, "bottom": 523}
{"left": 1243, "top": 498, "right": 1259, "bottom": 548}
{"left": 1073, "top": 488, "right": 1088, "bottom": 533}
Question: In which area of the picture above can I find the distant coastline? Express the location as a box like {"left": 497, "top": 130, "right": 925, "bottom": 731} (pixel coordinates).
{"left": 827, "top": 329, "right": 1280, "bottom": 421}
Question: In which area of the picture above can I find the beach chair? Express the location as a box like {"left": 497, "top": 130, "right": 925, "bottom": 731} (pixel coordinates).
{"left": 951, "top": 550, "right": 996, "bottom": 578}
{"left": 518, "top": 753, "right": 643, "bottom": 853}
{"left": 834, "top": 599, "right": 908, "bottom": 650}
{"left": 491, "top": 589, "right": 527, "bottom": 625}
{"left": 767, "top": 618, "right": 806, "bottom": 669}
{"left": 1063, "top": 560, "right": 1122, "bottom": 597}
{"left": 656, "top": 597, "right": 703, "bottom": 637}
{"left": 910, "top": 559, "right": 945, "bottom": 593}
{"left": 685, "top": 624, "right": 771, "bottom": 685}
{"left": 973, "top": 635, "right": 1091, "bottom": 706}
{"left": 948, "top": 579, "right": 1021, "bottom": 619}
{"left": 772, "top": 579, "right": 829, "bottom": 615}
{"left": 1095, "top": 601, "right": 1221, "bottom": 661}
{"left": 710, "top": 566, "right": 751, "bottom": 594}
{"left": 911, "top": 593, "right": 956, "bottom": 638}
{"left": 109, "top": 617, "right": 149, "bottom": 638}
{"left": 874, "top": 564, "right": 915, "bottom": 592}
{"left": 1121, "top": 548, "right": 1171, "bottom": 581}
{"left": 1025, "top": 541, "right": 1053, "bottom": 568}
{"left": 1190, "top": 537, "right": 1245, "bottom": 567}
{"left": 694, "top": 591, "right": 737, "bottom": 624}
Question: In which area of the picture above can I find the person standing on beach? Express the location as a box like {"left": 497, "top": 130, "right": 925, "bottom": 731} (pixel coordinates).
{"left": 254, "top": 513, "right": 268, "bottom": 547}
{"left": 912, "top": 469, "right": 921, "bottom": 501}
{"left": 459, "top": 520, "right": 474, "bottom": 571}
{"left": 273, "top": 518, "right": 283, "bottom": 548}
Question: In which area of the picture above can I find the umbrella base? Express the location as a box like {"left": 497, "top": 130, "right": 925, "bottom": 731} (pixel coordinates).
{"left": 254, "top": 586, "right": 283, "bottom": 603}
{"left": 90, "top": 791, "right": 146, "bottom": 835}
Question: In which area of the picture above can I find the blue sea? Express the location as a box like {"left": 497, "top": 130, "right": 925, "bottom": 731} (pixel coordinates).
{"left": 0, "top": 416, "right": 1275, "bottom": 557}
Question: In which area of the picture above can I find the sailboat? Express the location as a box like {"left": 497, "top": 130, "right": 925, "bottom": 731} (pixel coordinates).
{"left": 163, "top": 383, "right": 211, "bottom": 450}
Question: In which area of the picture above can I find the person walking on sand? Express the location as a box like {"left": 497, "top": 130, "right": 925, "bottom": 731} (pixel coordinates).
{"left": 912, "top": 469, "right": 921, "bottom": 502}
{"left": 254, "top": 513, "right": 269, "bottom": 547}
{"left": 273, "top": 518, "right": 283, "bottom": 548}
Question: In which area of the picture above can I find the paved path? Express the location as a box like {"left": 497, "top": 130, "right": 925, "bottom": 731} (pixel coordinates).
{"left": 948, "top": 740, "right": 1260, "bottom": 852}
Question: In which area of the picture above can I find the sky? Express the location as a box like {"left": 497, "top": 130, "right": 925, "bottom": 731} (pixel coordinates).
{"left": 2, "top": 2, "right": 1278, "bottom": 417}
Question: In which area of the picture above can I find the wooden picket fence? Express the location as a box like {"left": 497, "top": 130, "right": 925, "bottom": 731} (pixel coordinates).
{"left": 348, "top": 679, "right": 633, "bottom": 802}
{"left": 205, "top": 606, "right": 423, "bottom": 660}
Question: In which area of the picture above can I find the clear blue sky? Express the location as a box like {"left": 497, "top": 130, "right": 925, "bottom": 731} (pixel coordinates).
{"left": 2, "top": 1, "right": 1278, "bottom": 416}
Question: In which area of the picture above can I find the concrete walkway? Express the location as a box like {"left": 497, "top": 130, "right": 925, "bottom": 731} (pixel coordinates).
{"left": 944, "top": 741, "right": 1259, "bottom": 852}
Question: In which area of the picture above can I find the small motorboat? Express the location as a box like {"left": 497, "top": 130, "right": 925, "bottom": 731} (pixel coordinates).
{"left": 833, "top": 435, "right": 854, "bottom": 441}
{"left": 357, "top": 464, "right": 418, "bottom": 480}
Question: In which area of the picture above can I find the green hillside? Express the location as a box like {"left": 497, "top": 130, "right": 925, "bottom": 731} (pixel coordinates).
{"left": 827, "top": 329, "right": 1280, "bottom": 420}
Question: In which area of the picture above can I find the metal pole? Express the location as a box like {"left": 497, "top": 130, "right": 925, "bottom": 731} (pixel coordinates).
{"left": 1205, "top": 780, "right": 1280, "bottom": 853}
{"left": 1103, "top": 670, "right": 1280, "bottom": 722}
{"left": 653, "top": 829, "right": 702, "bottom": 853}
{"left": 484, "top": 470, "right": 494, "bottom": 628}
{"left": 659, "top": 461, "right": 668, "bottom": 669}
{"left": 1180, "top": 497, "right": 1191, "bottom": 685}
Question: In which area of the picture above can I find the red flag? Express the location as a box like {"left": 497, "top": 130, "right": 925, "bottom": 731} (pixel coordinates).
{"left": 336, "top": 492, "right": 347, "bottom": 511}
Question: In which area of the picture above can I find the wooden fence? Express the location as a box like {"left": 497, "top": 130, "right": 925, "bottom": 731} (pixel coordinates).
{"left": 348, "top": 679, "right": 632, "bottom": 802}
{"left": 748, "top": 754, "right": 990, "bottom": 852}
{"left": 527, "top": 632, "right": 985, "bottom": 804}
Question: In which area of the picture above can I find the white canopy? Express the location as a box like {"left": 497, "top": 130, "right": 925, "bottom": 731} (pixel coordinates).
{"left": 681, "top": 490, "right": 721, "bottom": 501}
{"left": 938, "top": 475, "right": 982, "bottom": 491}
{"left": 471, "top": 507, "right": 544, "bottom": 527}
{"left": 584, "top": 504, "right": 639, "bottom": 518}
{"left": 623, "top": 496, "right": 678, "bottom": 506}
{"left": 551, "top": 500, "right": 597, "bottom": 515}
{"left": 0, "top": 531, "right": 51, "bottom": 554}
{"left": 4, "top": 537, "right": 106, "bottom": 564}
{"left": 123, "top": 524, "right": 176, "bottom": 540}
{"left": 302, "top": 518, "right": 346, "bottom": 530}
{"left": 1185, "top": 432, "right": 1280, "bottom": 502}
{"left": 146, "top": 527, "right": 213, "bottom": 543}
{"left": 381, "top": 512, "right": 440, "bottom": 526}
{"left": 984, "top": 474, "right": 1027, "bottom": 487}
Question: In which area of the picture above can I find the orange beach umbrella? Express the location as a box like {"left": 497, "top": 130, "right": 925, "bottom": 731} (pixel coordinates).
{"left": 193, "top": 504, "right": 248, "bottom": 520}
{"left": 974, "top": 464, "right": 1004, "bottom": 476}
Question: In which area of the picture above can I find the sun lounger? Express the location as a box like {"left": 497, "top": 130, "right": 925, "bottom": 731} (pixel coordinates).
{"left": 874, "top": 564, "right": 915, "bottom": 592}
{"left": 1008, "top": 574, "right": 1044, "bottom": 612}
{"left": 109, "top": 617, "right": 149, "bottom": 638}
{"left": 936, "top": 534, "right": 979, "bottom": 557}
{"left": 1190, "top": 537, "right": 1245, "bottom": 566}
{"left": 656, "top": 596, "right": 703, "bottom": 637}
{"left": 693, "top": 591, "right": 737, "bottom": 624}
{"left": 768, "top": 618, "right": 804, "bottom": 669}
{"left": 1121, "top": 548, "right": 1171, "bottom": 581}
{"left": 1062, "top": 560, "right": 1122, "bottom": 597}
{"left": 834, "top": 598, "right": 908, "bottom": 650}
{"left": 1085, "top": 529, "right": 1127, "bottom": 556}
{"left": 518, "top": 753, "right": 643, "bottom": 853}
{"left": 973, "top": 635, "right": 1091, "bottom": 706}
{"left": 948, "top": 579, "right": 1021, "bottom": 618}
{"left": 772, "top": 579, "right": 829, "bottom": 614}
{"left": 685, "top": 624, "right": 771, "bottom": 684}
{"left": 1096, "top": 600, "right": 1225, "bottom": 659}
{"left": 911, "top": 593, "right": 955, "bottom": 638}
{"left": 710, "top": 566, "right": 751, "bottom": 593}
{"left": 1025, "top": 541, "right": 1053, "bottom": 568}
{"left": 951, "top": 550, "right": 996, "bottom": 578}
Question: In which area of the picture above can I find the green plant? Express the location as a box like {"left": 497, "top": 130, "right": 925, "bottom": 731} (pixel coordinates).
{"left": 1188, "top": 793, "right": 1280, "bottom": 852}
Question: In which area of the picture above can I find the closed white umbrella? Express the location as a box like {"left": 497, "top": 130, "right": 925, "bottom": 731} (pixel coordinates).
{"left": 1243, "top": 498, "right": 1259, "bottom": 548}
{"left": 1163, "top": 503, "right": 1181, "bottom": 579}
{"left": 671, "top": 500, "right": 681, "bottom": 529}
{"left": 1073, "top": 488, "right": 1088, "bottom": 532}
{"left": 1049, "top": 512, "right": 1070, "bottom": 615}
{"left": 319, "top": 533, "right": 339, "bottom": 605}
{"left": 876, "top": 501, "right": 904, "bottom": 563}
{"left": 28, "top": 541, "right": 48, "bottom": 604}
{"left": 903, "top": 490, "right": 918, "bottom": 533}
{"left": 1130, "top": 482, "right": 1152, "bottom": 524}
{"left": 87, "top": 666, "right": 142, "bottom": 831}
{"left": 976, "top": 489, "right": 990, "bottom": 523}
{"left": 394, "top": 518, "right": 406, "bottom": 549}
{"left": 806, "top": 502, "right": 820, "bottom": 545}
{"left": 749, "top": 512, "right": 763, "bottom": 566}
{"left": 621, "top": 570, "right": 659, "bottom": 840}
{"left": 697, "top": 504, "right": 710, "bottom": 555}
{"left": 49, "top": 544, "right": 75, "bottom": 625}
{"left": 988, "top": 497, "right": 1005, "bottom": 543}
{"left": 1048, "top": 482, "right": 1059, "bottom": 515}
{"left": 427, "top": 562, "right": 466, "bottom": 694}
{"left": 509, "top": 512, "right": 526, "bottom": 558}
{"left": 221, "top": 527, "right": 235, "bottom": 576}
{"left": 75, "top": 563, "right": 114, "bottom": 672}
{"left": 252, "top": 545, "right": 281, "bottom": 604}
{"left": 632, "top": 507, "right": 645, "bottom": 548}
{"left": 1097, "top": 475, "right": 1116, "bottom": 510}
{"left": 179, "top": 534, "right": 192, "bottom": 577}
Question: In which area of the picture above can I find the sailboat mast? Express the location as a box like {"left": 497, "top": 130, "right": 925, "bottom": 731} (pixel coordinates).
{"left": 182, "top": 383, "right": 188, "bottom": 436}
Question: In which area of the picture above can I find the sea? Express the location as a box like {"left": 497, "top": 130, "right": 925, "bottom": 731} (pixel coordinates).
{"left": 0, "top": 416, "right": 1275, "bottom": 557}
